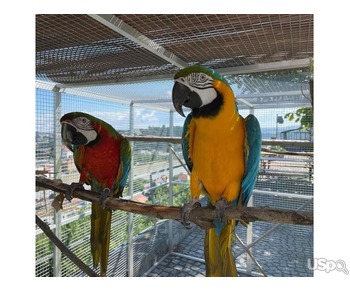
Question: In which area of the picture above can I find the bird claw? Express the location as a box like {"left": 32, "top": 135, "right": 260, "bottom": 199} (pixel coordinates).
{"left": 100, "top": 188, "right": 111, "bottom": 210}
{"left": 215, "top": 197, "right": 230, "bottom": 223}
{"left": 179, "top": 199, "right": 201, "bottom": 229}
{"left": 65, "top": 182, "right": 84, "bottom": 201}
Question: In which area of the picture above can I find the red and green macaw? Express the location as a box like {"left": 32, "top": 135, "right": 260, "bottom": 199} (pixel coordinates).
{"left": 172, "top": 65, "right": 262, "bottom": 277}
{"left": 60, "top": 112, "right": 131, "bottom": 277}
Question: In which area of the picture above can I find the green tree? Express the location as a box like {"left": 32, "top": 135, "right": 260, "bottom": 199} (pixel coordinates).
{"left": 284, "top": 59, "right": 313, "bottom": 132}
{"left": 284, "top": 106, "right": 313, "bottom": 131}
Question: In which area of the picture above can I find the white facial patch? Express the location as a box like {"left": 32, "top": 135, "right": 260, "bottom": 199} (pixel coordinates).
{"left": 79, "top": 128, "right": 98, "bottom": 144}
{"left": 71, "top": 117, "right": 98, "bottom": 144}
{"left": 177, "top": 72, "right": 217, "bottom": 107}
{"left": 193, "top": 86, "right": 217, "bottom": 107}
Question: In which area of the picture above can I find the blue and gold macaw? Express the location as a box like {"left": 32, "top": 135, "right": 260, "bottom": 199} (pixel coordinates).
{"left": 172, "top": 65, "right": 261, "bottom": 277}
{"left": 60, "top": 112, "right": 131, "bottom": 276}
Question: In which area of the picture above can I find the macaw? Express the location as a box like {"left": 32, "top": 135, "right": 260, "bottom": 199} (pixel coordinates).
{"left": 60, "top": 112, "right": 131, "bottom": 277}
{"left": 172, "top": 65, "right": 261, "bottom": 277}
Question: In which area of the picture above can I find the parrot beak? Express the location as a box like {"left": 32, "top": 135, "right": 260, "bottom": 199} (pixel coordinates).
{"left": 61, "top": 122, "right": 74, "bottom": 151}
{"left": 172, "top": 81, "right": 202, "bottom": 117}
{"left": 61, "top": 121, "right": 89, "bottom": 147}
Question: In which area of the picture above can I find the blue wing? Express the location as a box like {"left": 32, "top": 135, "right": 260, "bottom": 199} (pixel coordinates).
{"left": 112, "top": 138, "right": 131, "bottom": 196}
{"left": 119, "top": 138, "right": 131, "bottom": 188}
{"left": 240, "top": 114, "right": 262, "bottom": 206}
{"left": 182, "top": 112, "right": 193, "bottom": 173}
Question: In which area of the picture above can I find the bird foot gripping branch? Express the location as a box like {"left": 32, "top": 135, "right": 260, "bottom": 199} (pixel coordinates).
{"left": 215, "top": 197, "right": 230, "bottom": 223}
{"left": 65, "top": 182, "right": 85, "bottom": 201}
{"left": 49, "top": 182, "right": 85, "bottom": 212}
{"left": 179, "top": 199, "right": 201, "bottom": 229}
{"left": 100, "top": 188, "right": 112, "bottom": 210}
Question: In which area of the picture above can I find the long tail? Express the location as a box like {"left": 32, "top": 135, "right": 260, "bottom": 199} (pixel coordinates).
{"left": 91, "top": 202, "right": 112, "bottom": 277}
{"left": 204, "top": 219, "right": 237, "bottom": 277}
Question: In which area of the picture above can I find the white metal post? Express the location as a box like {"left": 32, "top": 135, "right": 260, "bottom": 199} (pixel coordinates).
{"left": 245, "top": 196, "right": 253, "bottom": 275}
{"left": 53, "top": 87, "right": 62, "bottom": 277}
{"left": 127, "top": 102, "right": 134, "bottom": 276}
{"left": 168, "top": 110, "right": 174, "bottom": 252}
{"left": 246, "top": 106, "right": 255, "bottom": 275}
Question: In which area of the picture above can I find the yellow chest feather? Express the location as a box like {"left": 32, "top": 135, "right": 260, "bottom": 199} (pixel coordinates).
{"left": 188, "top": 114, "right": 245, "bottom": 203}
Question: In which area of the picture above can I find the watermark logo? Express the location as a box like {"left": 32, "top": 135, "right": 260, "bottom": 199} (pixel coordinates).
{"left": 307, "top": 258, "right": 349, "bottom": 275}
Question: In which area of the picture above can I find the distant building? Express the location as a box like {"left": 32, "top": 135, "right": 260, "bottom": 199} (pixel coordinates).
{"left": 280, "top": 128, "right": 313, "bottom": 152}
{"left": 280, "top": 128, "right": 312, "bottom": 141}
{"left": 177, "top": 172, "right": 189, "bottom": 181}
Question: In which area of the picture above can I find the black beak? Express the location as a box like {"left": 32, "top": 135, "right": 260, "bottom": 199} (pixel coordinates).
{"left": 172, "top": 81, "right": 202, "bottom": 117}
{"left": 61, "top": 122, "right": 88, "bottom": 148}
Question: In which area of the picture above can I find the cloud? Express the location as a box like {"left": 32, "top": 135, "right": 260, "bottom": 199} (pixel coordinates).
{"left": 85, "top": 108, "right": 162, "bottom": 130}
{"left": 87, "top": 110, "right": 130, "bottom": 130}
{"left": 36, "top": 106, "right": 171, "bottom": 134}
{"left": 134, "top": 109, "right": 160, "bottom": 128}
{"left": 165, "top": 90, "right": 172, "bottom": 98}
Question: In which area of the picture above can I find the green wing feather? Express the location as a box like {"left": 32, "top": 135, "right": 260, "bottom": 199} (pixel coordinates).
{"left": 112, "top": 138, "right": 131, "bottom": 196}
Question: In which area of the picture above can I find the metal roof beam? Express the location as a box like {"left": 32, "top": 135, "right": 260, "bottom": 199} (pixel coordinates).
{"left": 219, "top": 59, "right": 311, "bottom": 75}
{"left": 236, "top": 98, "right": 254, "bottom": 108}
{"left": 236, "top": 90, "right": 309, "bottom": 99}
{"left": 61, "top": 74, "right": 174, "bottom": 88}
{"left": 60, "top": 59, "right": 311, "bottom": 88}
{"left": 131, "top": 99, "right": 172, "bottom": 104}
{"left": 238, "top": 103, "right": 311, "bottom": 110}
{"left": 88, "top": 14, "right": 189, "bottom": 69}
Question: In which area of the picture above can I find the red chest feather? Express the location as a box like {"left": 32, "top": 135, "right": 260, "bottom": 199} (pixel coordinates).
{"left": 78, "top": 133, "right": 121, "bottom": 190}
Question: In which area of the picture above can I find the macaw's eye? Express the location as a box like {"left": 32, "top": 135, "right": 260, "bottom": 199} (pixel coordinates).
{"left": 187, "top": 72, "right": 213, "bottom": 89}
{"left": 77, "top": 117, "right": 89, "bottom": 124}
{"left": 74, "top": 117, "right": 93, "bottom": 130}
{"left": 199, "top": 73, "right": 207, "bottom": 81}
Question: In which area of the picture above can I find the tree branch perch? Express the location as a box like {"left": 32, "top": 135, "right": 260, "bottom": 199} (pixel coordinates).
{"left": 35, "top": 215, "right": 99, "bottom": 277}
{"left": 36, "top": 176, "right": 313, "bottom": 227}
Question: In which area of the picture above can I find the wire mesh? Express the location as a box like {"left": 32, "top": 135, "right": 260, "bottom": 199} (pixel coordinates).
{"left": 60, "top": 215, "right": 91, "bottom": 277}
{"left": 36, "top": 89, "right": 133, "bottom": 276}
{"left": 48, "top": 68, "right": 312, "bottom": 113}
{"left": 35, "top": 88, "right": 56, "bottom": 277}
{"left": 116, "top": 14, "right": 313, "bottom": 68}
{"left": 36, "top": 72, "right": 313, "bottom": 277}
{"left": 233, "top": 221, "right": 313, "bottom": 276}
{"left": 35, "top": 89, "right": 55, "bottom": 173}
{"left": 167, "top": 103, "right": 313, "bottom": 277}
{"left": 35, "top": 87, "right": 192, "bottom": 277}
{"left": 36, "top": 14, "right": 313, "bottom": 85}
{"left": 36, "top": 14, "right": 177, "bottom": 84}
{"left": 68, "top": 80, "right": 175, "bottom": 111}
{"left": 35, "top": 13, "right": 313, "bottom": 277}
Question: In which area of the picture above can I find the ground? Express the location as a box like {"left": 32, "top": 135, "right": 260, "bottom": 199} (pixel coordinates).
{"left": 145, "top": 221, "right": 313, "bottom": 277}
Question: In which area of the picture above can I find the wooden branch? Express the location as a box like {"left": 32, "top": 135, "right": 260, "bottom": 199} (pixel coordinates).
{"left": 35, "top": 215, "right": 99, "bottom": 277}
{"left": 36, "top": 176, "right": 313, "bottom": 227}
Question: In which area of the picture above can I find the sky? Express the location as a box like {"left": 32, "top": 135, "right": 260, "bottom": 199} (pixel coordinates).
{"left": 35, "top": 86, "right": 303, "bottom": 134}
